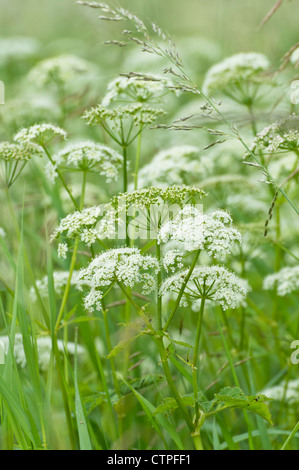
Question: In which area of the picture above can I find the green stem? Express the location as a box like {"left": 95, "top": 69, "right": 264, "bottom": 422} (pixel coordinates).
{"left": 192, "top": 297, "right": 205, "bottom": 423}
{"left": 163, "top": 250, "right": 201, "bottom": 332}
{"left": 42, "top": 146, "right": 79, "bottom": 211}
{"left": 134, "top": 128, "right": 142, "bottom": 190}
{"left": 156, "top": 243, "right": 162, "bottom": 331}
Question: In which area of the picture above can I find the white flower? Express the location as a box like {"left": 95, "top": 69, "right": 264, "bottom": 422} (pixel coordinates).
{"left": 102, "top": 74, "right": 178, "bottom": 107}
{"left": 58, "top": 243, "right": 69, "bottom": 259}
{"left": 264, "top": 266, "right": 299, "bottom": 296}
{"left": 76, "top": 247, "right": 160, "bottom": 312}
{"left": 160, "top": 265, "right": 249, "bottom": 310}
{"left": 52, "top": 142, "right": 123, "bottom": 182}
{"left": 0, "top": 334, "right": 85, "bottom": 371}
{"left": 291, "top": 48, "right": 299, "bottom": 66}
{"left": 163, "top": 250, "right": 183, "bottom": 273}
{"left": 51, "top": 206, "right": 106, "bottom": 249}
{"left": 262, "top": 379, "right": 299, "bottom": 404}
{"left": 30, "top": 270, "right": 78, "bottom": 302}
{"left": 203, "top": 52, "right": 270, "bottom": 95}
{"left": 28, "top": 54, "right": 96, "bottom": 87}
{"left": 14, "top": 123, "right": 67, "bottom": 147}
{"left": 137, "top": 146, "right": 207, "bottom": 188}
{"left": 158, "top": 207, "right": 242, "bottom": 259}
{"left": 249, "top": 114, "right": 299, "bottom": 155}
{"left": 0, "top": 37, "right": 40, "bottom": 64}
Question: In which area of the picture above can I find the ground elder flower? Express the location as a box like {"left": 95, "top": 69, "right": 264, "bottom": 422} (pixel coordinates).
{"left": 203, "top": 52, "right": 271, "bottom": 101}
{"left": 263, "top": 266, "right": 299, "bottom": 296}
{"left": 83, "top": 103, "right": 166, "bottom": 131}
{"left": 160, "top": 265, "right": 249, "bottom": 310}
{"left": 51, "top": 206, "right": 105, "bottom": 249}
{"left": 0, "top": 334, "right": 85, "bottom": 371}
{"left": 102, "top": 74, "right": 178, "bottom": 106}
{"left": 0, "top": 141, "right": 43, "bottom": 187}
{"left": 262, "top": 379, "right": 299, "bottom": 404}
{"left": 77, "top": 248, "right": 160, "bottom": 312}
{"left": 28, "top": 54, "right": 95, "bottom": 88}
{"left": 249, "top": 114, "right": 299, "bottom": 155}
{"left": 14, "top": 123, "right": 67, "bottom": 147}
{"left": 0, "top": 37, "right": 41, "bottom": 65}
{"left": 52, "top": 141, "right": 123, "bottom": 182}
{"left": 137, "top": 146, "right": 208, "bottom": 188}
{"left": 163, "top": 249, "right": 183, "bottom": 273}
{"left": 30, "top": 271, "right": 79, "bottom": 302}
{"left": 158, "top": 207, "right": 242, "bottom": 259}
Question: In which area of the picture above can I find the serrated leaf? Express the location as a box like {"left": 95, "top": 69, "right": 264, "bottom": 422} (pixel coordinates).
{"left": 214, "top": 387, "right": 273, "bottom": 424}
{"left": 154, "top": 395, "right": 194, "bottom": 416}
{"left": 106, "top": 334, "right": 141, "bottom": 359}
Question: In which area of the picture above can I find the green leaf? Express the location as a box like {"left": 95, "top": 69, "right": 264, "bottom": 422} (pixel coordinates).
{"left": 154, "top": 395, "right": 194, "bottom": 416}
{"left": 214, "top": 387, "right": 273, "bottom": 424}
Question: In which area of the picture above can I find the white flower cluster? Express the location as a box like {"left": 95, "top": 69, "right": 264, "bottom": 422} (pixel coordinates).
{"left": 0, "top": 334, "right": 85, "bottom": 371}
{"left": 77, "top": 248, "right": 160, "bottom": 312}
{"left": 102, "top": 74, "right": 177, "bottom": 107}
{"left": 51, "top": 141, "right": 123, "bottom": 182}
{"left": 0, "top": 141, "right": 43, "bottom": 162}
{"left": 28, "top": 54, "right": 95, "bottom": 87}
{"left": 30, "top": 271, "right": 79, "bottom": 302}
{"left": 162, "top": 249, "right": 183, "bottom": 273}
{"left": 51, "top": 206, "right": 105, "bottom": 249}
{"left": 84, "top": 103, "right": 165, "bottom": 130}
{"left": 160, "top": 265, "right": 249, "bottom": 310}
{"left": 263, "top": 266, "right": 299, "bottom": 296}
{"left": 0, "top": 227, "right": 6, "bottom": 238}
{"left": 137, "top": 146, "right": 209, "bottom": 188}
{"left": 203, "top": 53, "right": 270, "bottom": 95}
{"left": 262, "top": 379, "right": 299, "bottom": 404}
{"left": 249, "top": 115, "right": 299, "bottom": 154}
{"left": 0, "top": 37, "right": 40, "bottom": 64}
{"left": 14, "top": 123, "right": 67, "bottom": 147}
{"left": 159, "top": 207, "right": 242, "bottom": 259}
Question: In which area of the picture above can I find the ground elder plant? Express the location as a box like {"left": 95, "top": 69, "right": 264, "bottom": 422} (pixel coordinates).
{"left": 1, "top": 0, "right": 299, "bottom": 453}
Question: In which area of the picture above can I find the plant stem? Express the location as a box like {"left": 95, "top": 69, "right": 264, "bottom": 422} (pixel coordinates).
{"left": 192, "top": 297, "right": 205, "bottom": 423}
{"left": 156, "top": 243, "right": 162, "bottom": 330}
{"left": 163, "top": 250, "right": 200, "bottom": 331}
{"left": 134, "top": 128, "right": 142, "bottom": 190}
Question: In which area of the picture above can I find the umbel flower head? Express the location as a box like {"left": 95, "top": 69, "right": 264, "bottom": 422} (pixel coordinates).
{"left": 102, "top": 74, "right": 178, "bottom": 107}
{"left": 137, "top": 146, "right": 208, "bottom": 188}
{"left": 263, "top": 266, "right": 299, "bottom": 296}
{"left": 160, "top": 265, "right": 249, "bottom": 311}
{"left": 50, "top": 141, "right": 123, "bottom": 182}
{"left": 28, "top": 54, "right": 96, "bottom": 88}
{"left": 249, "top": 114, "right": 299, "bottom": 155}
{"left": 158, "top": 207, "right": 242, "bottom": 260}
{"left": 0, "top": 141, "right": 43, "bottom": 188}
{"left": 0, "top": 36, "right": 41, "bottom": 65}
{"left": 30, "top": 271, "right": 79, "bottom": 302}
{"left": 96, "top": 186, "right": 206, "bottom": 241}
{"left": 0, "top": 334, "right": 85, "bottom": 371}
{"left": 51, "top": 206, "right": 105, "bottom": 253}
{"left": 203, "top": 52, "right": 271, "bottom": 103}
{"left": 83, "top": 103, "right": 166, "bottom": 132}
{"left": 262, "top": 379, "right": 299, "bottom": 404}
{"left": 76, "top": 247, "right": 160, "bottom": 312}
{"left": 14, "top": 123, "right": 67, "bottom": 147}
